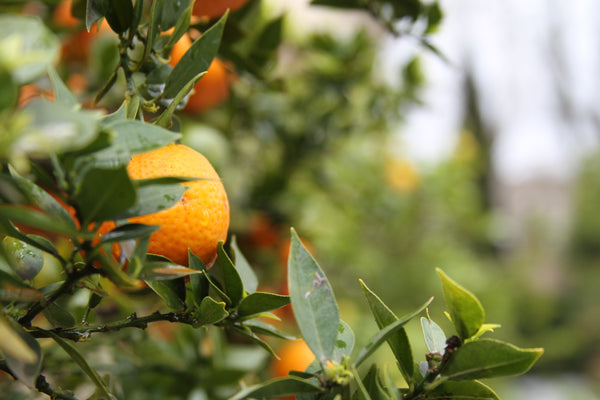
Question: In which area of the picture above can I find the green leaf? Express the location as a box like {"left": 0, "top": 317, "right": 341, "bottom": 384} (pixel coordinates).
{"left": 187, "top": 251, "right": 209, "bottom": 306}
{"left": 288, "top": 228, "right": 340, "bottom": 365}
{"left": 163, "top": 12, "right": 228, "bottom": 99}
{"left": 0, "top": 221, "right": 61, "bottom": 259}
{"left": 429, "top": 380, "right": 499, "bottom": 400}
{"left": 355, "top": 297, "right": 433, "bottom": 367}
{"left": 0, "top": 314, "right": 41, "bottom": 387}
{"left": 231, "top": 236, "right": 258, "bottom": 293}
{"left": 0, "top": 271, "right": 44, "bottom": 302}
{"left": 48, "top": 67, "right": 78, "bottom": 109}
{"left": 42, "top": 303, "right": 76, "bottom": 328}
{"left": 360, "top": 279, "right": 414, "bottom": 380}
{"left": 0, "top": 15, "right": 59, "bottom": 84}
{"left": 244, "top": 319, "right": 295, "bottom": 340}
{"left": 441, "top": 338, "right": 544, "bottom": 381}
{"left": 0, "top": 69, "right": 17, "bottom": 111}
{"left": 0, "top": 206, "right": 81, "bottom": 238}
{"left": 229, "top": 376, "right": 323, "bottom": 400}
{"left": 104, "top": 0, "right": 134, "bottom": 34}
{"left": 77, "top": 166, "right": 136, "bottom": 225}
{"left": 98, "top": 223, "right": 159, "bottom": 244}
{"left": 120, "top": 181, "right": 186, "bottom": 218}
{"left": 194, "top": 296, "right": 228, "bottom": 326}
{"left": 140, "top": 261, "right": 203, "bottom": 281}
{"left": 332, "top": 320, "right": 354, "bottom": 363}
{"left": 421, "top": 317, "right": 446, "bottom": 354}
{"left": 217, "top": 242, "right": 244, "bottom": 307}
{"left": 2, "top": 237, "right": 43, "bottom": 281}
{"left": 437, "top": 268, "right": 485, "bottom": 340}
{"left": 360, "top": 365, "right": 386, "bottom": 400}
{"left": 237, "top": 292, "right": 289, "bottom": 317}
{"left": 47, "top": 331, "right": 115, "bottom": 399}
{"left": 146, "top": 279, "right": 186, "bottom": 310}
{"left": 156, "top": 0, "right": 192, "bottom": 31}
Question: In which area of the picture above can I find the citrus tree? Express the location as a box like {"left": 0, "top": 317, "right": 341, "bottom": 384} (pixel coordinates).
{"left": 0, "top": 1, "right": 543, "bottom": 399}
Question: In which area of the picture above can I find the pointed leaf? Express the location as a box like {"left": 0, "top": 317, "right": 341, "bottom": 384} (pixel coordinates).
{"left": 48, "top": 67, "right": 77, "bottom": 108}
{"left": 430, "top": 380, "right": 499, "bottom": 400}
{"left": 217, "top": 242, "right": 244, "bottom": 306}
{"left": 355, "top": 297, "right": 433, "bottom": 367}
{"left": 195, "top": 296, "right": 228, "bottom": 326}
{"left": 99, "top": 223, "right": 159, "bottom": 244}
{"left": 360, "top": 279, "right": 414, "bottom": 379}
{"left": 229, "top": 376, "right": 323, "bottom": 400}
{"left": 244, "top": 319, "right": 296, "bottom": 340}
{"left": 188, "top": 251, "right": 209, "bottom": 306}
{"left": 47, "top": 331, "right": 115, "bottom": 399}
{"left": 0, "top": 220, "right": 61, "bottom": 259}
{"left": 146, "top": 279, "right": 186, "bottom": 310}
{"left": 421, "top": 317, "right": 446, "bottom": 354}
{"left": 120, "top": 182, "right": 186, "bottom": 218}
{"left": 42, "top": 302, "right": 76, "bottom": 328}
{"left": 163, "top": 12, "right": 228, "bottom": 99}
{"left": 0, "top": 314, "right": 41, "bottom": 387}
{"left": 437, "top": 268, "right": 485, "bottom": 340}
{"left": 231, "top": 236, "right": 258, "bottom": 293}
{"left": 237, "top": 292, "right": 289, "bottom": 317}
{"left": 0, "top": 206, "right": 81, "bottom": 238}
{"left": 288, "top": 228, "right": 339, "bottom": 364}
{"left": 140, "top": 262, "right": 203, "bottom": 281}
{"left": 442, "top": 339, "right": 544, "bottom": 381}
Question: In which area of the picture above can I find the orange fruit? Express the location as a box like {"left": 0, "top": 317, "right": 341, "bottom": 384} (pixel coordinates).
{"left": 272, "top": 340, "right": 315, "bottom": 399}
{"left": 169, "top": 33, "right": 232, "bottom": 114}
{"left": 126, "top": 143, "right": 229, "bottom": 267}
{"left": 53, "top": 0, "right": 79, "bottom": 29}
{"left": 192, "top": 0, "right": 250, "bottom": 18}
{"left": 18, "top": 84, "right": 55, "bottom": 108}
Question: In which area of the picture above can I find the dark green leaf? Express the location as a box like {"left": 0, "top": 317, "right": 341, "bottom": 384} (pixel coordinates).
{"left": 231, "top": 236, "right": 257, "bottom": 293}
{"left": 244, "top": 319, "right": 295, "bottom": 340}
{"left": 217, "top": 242, "right": 244, "bottom": 307}
{"left": 237, "top": 292, "right": 289, "bottom": 317}
{"left": 230, "top": 376, "right": 323, "bottom": 400}
{"left": 99, "top": 223, "right": 159, "bottom": 244}
{"left": 360, "top": 279, "right": 414, "bottom": 379}
{"left": 0, "top": 314, "right": 41, "bottom": 387}
{"left": 2, "top": 237, "right": 43, "bottom": 281}
{"left": 0, "top": 69, "right": 17, "bottom": 111}
{"left": 361, "top": 365, "right": 386, "bottom": 400}
{"left": 42, "top": 303, "right": 76, "bottom": 328}
{"left": 119, "top": 182, "right": 185, "bottom": 218}
{"left": 157, "top": 0, "right": 192, "bottom": 31}
{"left": 288, "top": 228, "right": 339, "bottom": 364}
{"left": 146, "top": 279, "right": 186, "bottom": 310}
{"left": 77, "top": 166, "right": 136, "bottom": 225}
{"left": 163, "top": 12, "right": 228, "bottom": 99}
{"left": 429, "top": 380, "right": 499, "bottom": 400}
{"left": 441, "top": 339, "right": 544, "bottom": 381}
{"left": 437, "top": 268, "right": 485, "bottom": 340}
{"left": 104, "top": 0, "right": 133, "bottom": 33}
{"left": 0, "top": 206, "right": 81, "bottom": 238}
{"left": 421, "top": 317, "right": 446, "bottom": 354}
{"left": 355, "top": 297, "right": 433, "bottom": 367}
{"left": 194, "top": 296, "right": 228, "bottom": 326}
{"left": 85, "top": 0, "right": 107, "bottom": 31}
{"left": 188, "top": 251, "right": 209, "bottom": 306}
{"left": 47, "top": 331, "right": 115, "bottom": 399}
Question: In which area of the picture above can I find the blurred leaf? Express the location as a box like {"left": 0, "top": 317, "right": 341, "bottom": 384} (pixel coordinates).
{"left": 99, "top": 223, "right": 159, "bottom": 244}
{"left": 441, "top": 339, "right": 544, "bottom": 381}
{"left": 244, "top": 319, "right": 295, "bottom": 340}
{"left": 237, "top": 292, "right": 289, "bottom": 317}
{"left": 230, "top": 376, "right": 323, "bottom": 400}
{"left": 0, "top": 271, "right": 43, "bottom": 301}
{"left": 421, "top": 317, "right": 446, "bottom": 354}
{"left": 355, "top": 297, "right": 433, "bottom": 367}
{"left": 42, "top": 302, "right": 76, "bottom": 328}
{"left": 429, "top": 380, "right": 499, "bottom": 400}
{"left": 194, "top": 296, "right": 228, "bottom": 326}
{"left": 231, "top": 236, "right": 257, "bottom": 293}
{"left": 288, "top": 228, "right": 340, "bottom": 365}
{"left": 0, "top": 69, "right": 17, "bottom": 111}
{"left": 0, "top": 206, "right": 81, "bottom": 238}
{"left": 437, "top": 268, "right": 484, "bottom": 340}
{"left": 0, "top": 220, "right": 62, "bottom": 259}
{"left": 140, "top": 262, "right": 203, "bottom": 281}
{"left": 99, "top": 100, "right": 128, "bottom": 126}
{"left": 217, "top": 241, "right": 244, "bottom": 307}
{"left": 77, "top": 166, "right": 136, "bottom": 225}
{"left": 2, "top": 237, "right": 43, "bottom": 281}
{"left": 424, "top": 2, "right": 443, "bottom": 34}
{"left": 0, "top": 15, "right": 59, "bottom": 84}
{"left": 86, "top": 0, "right": 107, "bottom": 31}
{"left": 146, "top": 279, "right": 186, "bottom": 310}
{"left": 163, "top": 12, "right": 227, "bottom": 99}
{"left": 8, "top": 165, "right": 76, "bottom": 229}
{"left": 48, "top": 67, "right": 78, "bottom": 109}
{"left": 331, "top": 320, "right": 354, "bottom": 363}
{"left": 360, "top": 279, "right": 414, "bottom": 380}
{"left": 0, "top": 313, "right": 41, "bottom": 387}
{"left": 19, "top": 99, "right": 100, "bottom": 156}
{"left": 47, "top": 331, "right": 115, "bottom": 399}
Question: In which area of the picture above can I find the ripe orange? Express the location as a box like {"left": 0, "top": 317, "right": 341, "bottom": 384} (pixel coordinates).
{"left": 272, "top": 340, "right": 315, "bottom": 399}
{"left": 126, "top": 143, "right": 229, "bottom": 267}
{"left": 53, "top": 0, "right": 79, "bottom": 29}
{"left": 169, "top": 33, "right": 232, "bottom": 114}
{"left": 192, "top": 0, "right": 250, "bottom": 18}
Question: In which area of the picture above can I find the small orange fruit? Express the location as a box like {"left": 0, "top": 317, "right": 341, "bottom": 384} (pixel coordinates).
{"left": 169, "top": 33, "right": 232, "bottom": 114}
{"left": 53, "top": 0, "right": 80, "bottom": 29}
{"left": 272, "top": 340, "right": 315, "bottom": 399}
{"left": 192, "top": 0, "right": 250, "bottom": 19}
{"left": 126, "top": 143, "right": 229, "bottom": 267}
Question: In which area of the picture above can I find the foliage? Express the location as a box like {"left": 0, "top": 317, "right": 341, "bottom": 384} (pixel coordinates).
{"left": 0, "top": 0, "right": 543, "bottom": 399}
